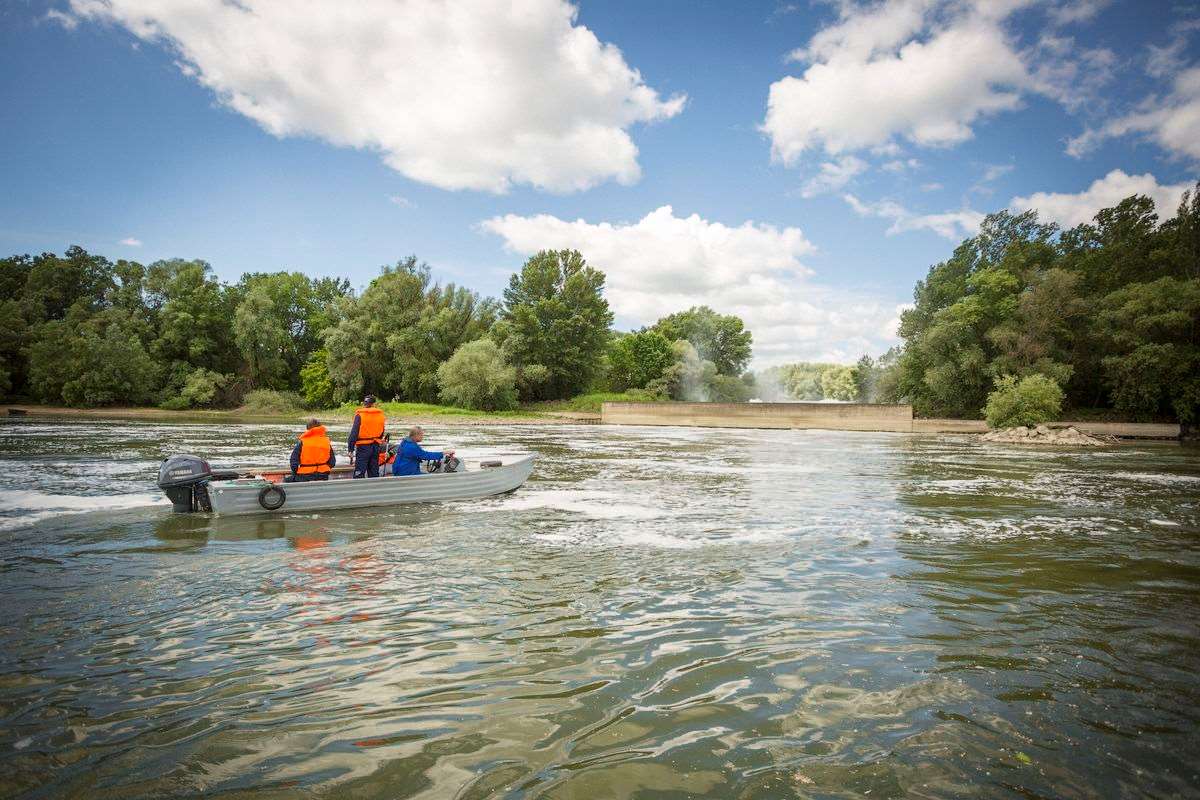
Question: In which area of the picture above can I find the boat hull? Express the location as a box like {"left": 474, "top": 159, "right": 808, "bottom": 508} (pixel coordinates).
{"left": 206, "top": 455, "right": 535, "bottom": 516}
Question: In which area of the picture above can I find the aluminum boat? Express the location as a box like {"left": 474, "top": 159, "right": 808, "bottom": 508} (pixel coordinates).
{"left": 157, "top": 453, "right": 535, "bottom": 517}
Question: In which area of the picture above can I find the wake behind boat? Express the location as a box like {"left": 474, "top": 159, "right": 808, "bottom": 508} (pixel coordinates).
{"left": 157, "top": 453, "right": 535, "bottom": 517}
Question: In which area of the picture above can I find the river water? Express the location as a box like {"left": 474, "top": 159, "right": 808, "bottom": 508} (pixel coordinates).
{"left": 0, "top": 419, "right": 1197, "bottom": 799}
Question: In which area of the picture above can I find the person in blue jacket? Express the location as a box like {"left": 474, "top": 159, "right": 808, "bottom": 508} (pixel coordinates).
{"left": 392, "top": 426, "right": 455, "bottom": 476}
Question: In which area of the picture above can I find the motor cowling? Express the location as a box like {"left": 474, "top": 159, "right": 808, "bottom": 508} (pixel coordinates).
{"left": 158, "top": 454, "right": 217, "bottom": 513}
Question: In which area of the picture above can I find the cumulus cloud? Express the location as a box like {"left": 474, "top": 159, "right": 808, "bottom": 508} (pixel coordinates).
{"left": 762, "top": 0, "right": 1115, "bottom": 166}
{"left": 1010, "top": 169, "right": 1193, "bottom": 228}
{"left": 480, "top": 206, "right": 901, "bottom": 365}
{"left": 799, "top": 155, "right": 868, "bottom": 197}
{"left": 67, "top": 0, "right": 684, "bottom": 193}
{"left": 119, "top": 237, "right": 142, "bottom": 246}
{"left": 842, "top": 194, "right": 984, "bottom": 240}
{"left": 763, "top": 1, "right": 1028, "bottom": 163}
{"left": 1067, "top": 33, "right": 1200, "bottom": 161}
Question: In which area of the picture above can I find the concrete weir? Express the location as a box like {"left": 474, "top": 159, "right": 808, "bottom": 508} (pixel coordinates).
{"left": 601, "top": 402, "right": 1182, "bottom": 439}
{"left": 601, "top": 401, "right": 914, "bottom": 432}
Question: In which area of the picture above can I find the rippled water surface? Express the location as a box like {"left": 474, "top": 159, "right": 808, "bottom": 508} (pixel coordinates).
{"left": 1, "top": 419, "right": 1198, "bottom": 799}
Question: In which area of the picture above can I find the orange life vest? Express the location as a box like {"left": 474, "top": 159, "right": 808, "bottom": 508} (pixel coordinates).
{"left": 296, "top": 426, "right": 333, "bottom": 474}
{"left": 353, "top": 406, "right": 386, "bottom": 446}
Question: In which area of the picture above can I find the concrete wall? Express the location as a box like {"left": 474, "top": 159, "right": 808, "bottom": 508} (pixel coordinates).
{"left": 601, "top": 401, "right": 914, "bottom": 432}
{"left": 602, "top": 403, "right": 1182, "bottom": 438}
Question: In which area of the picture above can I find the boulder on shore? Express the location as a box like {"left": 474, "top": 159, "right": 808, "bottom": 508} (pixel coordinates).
{"left": 980, "top": 425, "right": 1116, "bottom": 446}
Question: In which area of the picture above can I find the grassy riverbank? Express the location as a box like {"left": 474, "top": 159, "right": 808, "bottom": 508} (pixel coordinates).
{"left": 2, "top": 402, "right": 567, "bottom": 425}
{"left": 2, "top": 391, "right": 658, "bottom": 425}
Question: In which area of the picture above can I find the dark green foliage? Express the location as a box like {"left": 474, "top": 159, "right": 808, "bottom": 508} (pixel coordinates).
{"left": 324, "top": 256, "right": 497, "bottom": 403}
{"left": 28, "top": 308, "right": 159, "bottom": 407}
{"left": 888, "top": 183, "right": 1200, "bottom": 421}
{"left": 652, "top": 306, "right": 753, "bottom": 376}
{"left": 608, "top": 330, "right": 674, "bottom": 391}
{"left": 300, "top": 349, "right": 336, "bottom": 409}
{"left": 498, "top": 250, "right": 613, "bottom": 400}
{"left": 437, "top": 339, "right": 519, "bottom": 411}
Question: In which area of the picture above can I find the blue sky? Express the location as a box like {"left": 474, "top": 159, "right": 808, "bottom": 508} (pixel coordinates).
{"left": 1, "top": 0, "right": 1197, "bottom": 364}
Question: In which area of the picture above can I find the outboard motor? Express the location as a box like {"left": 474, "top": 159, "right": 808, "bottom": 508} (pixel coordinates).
{"left": 158, "top": 455, "right": 237, "bottom": 513}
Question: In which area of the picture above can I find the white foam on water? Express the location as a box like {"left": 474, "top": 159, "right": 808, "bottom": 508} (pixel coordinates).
{"left": 480, "top": 489, "right": 665, "bottom": 521}
{"left": 0, "top": 490, "right": 167, "bottom": 531}
{"left": 1110, "top": 471, "right": 1200, "bottom": 486}
{"left": 1149, "top": 518, "right": 1181, "bottom": 527}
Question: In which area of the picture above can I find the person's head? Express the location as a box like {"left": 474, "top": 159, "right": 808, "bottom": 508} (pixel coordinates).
{"left": 408, "top": 425, "right": 424, "bottom": 442}
{"left": 362, "top": 394, "right": 376, "bottom": 407}
{"left": 306, "top": 418, "right": 321, "bottom": 430}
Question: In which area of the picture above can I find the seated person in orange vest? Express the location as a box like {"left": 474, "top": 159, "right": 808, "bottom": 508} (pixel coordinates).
{"left": 392, "top": 425, "right": 455, "bottom": 476}
{"left": 348, "top": 395, "right": 386, "bottom": 478}
{"left": 287, "top": 418, "right": 335, "bottom": 482}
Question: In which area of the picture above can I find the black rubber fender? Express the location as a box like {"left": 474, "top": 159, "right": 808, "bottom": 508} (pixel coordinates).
{"left": 258, "top": 485, "right": 286, "bottom": 511}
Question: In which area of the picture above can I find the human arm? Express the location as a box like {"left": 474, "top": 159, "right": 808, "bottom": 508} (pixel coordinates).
{"left": 289, "top": 442, "right": 301, "bottom": 474}
{"left": 347, "top": 414, "right": 360, "bottom": 452}
{"left": 400, "top": 439, "right": 444, "bottom": 462}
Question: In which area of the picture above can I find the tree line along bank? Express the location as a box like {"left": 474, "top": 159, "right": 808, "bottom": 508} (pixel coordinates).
{"left": 1, "top": 181, "right": 1196, "bottom": 424}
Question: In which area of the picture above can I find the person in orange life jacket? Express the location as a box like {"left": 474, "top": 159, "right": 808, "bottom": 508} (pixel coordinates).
{"left": 392, "top": 425, "right": 455, "bottom": 476}
{"left": 348, "top": 395, "right": 386, "bottom": 478}
{"left": 287, "top": 419, "right": 336, "bottom": 482}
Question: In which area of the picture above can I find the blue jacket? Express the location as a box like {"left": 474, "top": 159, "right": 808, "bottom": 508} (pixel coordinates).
{"left": 347, "top": 414, "right": 362, "bottom": 452}
{"left": 392, "top": 438, "right": 443, "bottom": 476}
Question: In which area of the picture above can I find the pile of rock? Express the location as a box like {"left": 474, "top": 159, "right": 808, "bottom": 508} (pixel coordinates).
{"left": 980, "top": 424, "right": 1116, "bottom": 446}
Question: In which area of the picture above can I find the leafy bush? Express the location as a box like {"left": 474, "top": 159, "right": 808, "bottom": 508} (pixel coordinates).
{"left": 300, "top": 349, "right": 335, "bottom": 408}
{"left": 240, "top": 388, "right": 304, "bottom": 415}
{"left": 608, "top": 330, "right": 674, "bottom": 391}
{"left": 437, "top": 339, "right": 519, "bottom": 411}
{"left": 984, "top": 374, "right": 1064, "bottom": 429}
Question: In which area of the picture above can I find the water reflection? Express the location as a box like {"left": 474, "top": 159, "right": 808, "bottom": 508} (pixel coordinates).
{"left": 0, "top": 420, "right": 1197, "bottom": 798}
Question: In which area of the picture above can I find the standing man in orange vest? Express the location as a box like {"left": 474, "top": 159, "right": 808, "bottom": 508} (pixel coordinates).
{"left": 348, "top": 395, "right": 387, "bottom": 479}
{"left": 288, "top": 418, "right": 336, "bottom": 482}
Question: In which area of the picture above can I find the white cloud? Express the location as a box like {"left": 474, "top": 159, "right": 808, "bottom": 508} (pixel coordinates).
{"left": 44, "top": 9, "right": 79, "bottom": 29}
{"left": 1010, "top": 169, "right": 1193, "bottom": 228}
{"left": 1068, "top": 65, "right": 1200, "bottom": 161}
{"left": 67, "top": 0, "right": 684, "bottom": 194}
{"left": 119, "top": 237, "right": 142, "bottom": 246}
{"left": 920, "top": 182, "right": 943, "bottom": 191}
{"left": 1146, "top": 20, "right": 1199, "bottom": 78}
{"left": 882, "top": 158, "right": 921, "bottom": 173}
{"left": 763, "top": 1, "right": 1029, "bottom": 163}
{"left": 481, "top": 206, "right": 901, "bottom": 365}
{"left": 843, "top": 194, "right": 983, "bottom": 240}
{"left": 762, "top": 0, "right": 1117, "bottom": 165}
{"left": 388, "top": 195, "right": 414, "bottom": 208}
{"left": 799, "top": 155, "right": 868, "bottom": 197}
{"left": 1047, "top": 0, "right": 1110, "bottom": 26}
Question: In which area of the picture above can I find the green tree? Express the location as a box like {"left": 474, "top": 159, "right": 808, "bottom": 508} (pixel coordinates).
{"left": 1096, "top": 277, "right": 1200, "bottom": 422}
{"left": 145, "top": 259, "right": 238, "bottom": 384}
{"left": 28, "top": 308, "right": 159, "bottom": 407}
{"left": 821, "top": 365, "right": 858, "bottom": 401}
{"left": 652, "top": 306, "right": 753, "bottom": 376}
{"left": 608, "top": 330, "right": 674, "bottom": 391}
{"left": 498, "top": 249, "right": 613, "bottom": 400}
{"left": 984, "top": 374, "right": 1064, "bottom": 429}
{"left": 437, "top": 339, "right": 519, "bottom": 411}
{"left": 325, "top": 257, "right": 497, "bottom": 402}
{"left": 234, "top": 286, "right": 290, "bottom": 388}
{"left": 300, "top": 349, "right": 336, "bottom": 408}
{"left": 0, "top": 300, "right": 28, "bottom": 399}
{"left": 22, "top": 246, "right": 115, "bottom": 322}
